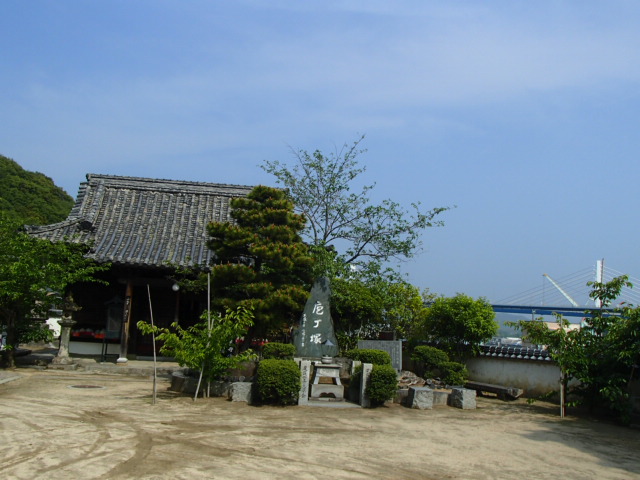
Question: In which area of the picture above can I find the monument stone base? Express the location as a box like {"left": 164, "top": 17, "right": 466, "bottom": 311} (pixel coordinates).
{"left": 310, "top": 383, "right": 344, "bottom": 400}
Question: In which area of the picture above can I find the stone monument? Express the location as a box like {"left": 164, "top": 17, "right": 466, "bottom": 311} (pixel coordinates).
{"left": 293, "top": 277, "right": 339, "bottom": 358}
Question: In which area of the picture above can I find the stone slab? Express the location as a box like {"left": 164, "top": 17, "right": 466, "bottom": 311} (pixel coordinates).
{"left": 465, "top": 381, "right": 523, "bottom": 400}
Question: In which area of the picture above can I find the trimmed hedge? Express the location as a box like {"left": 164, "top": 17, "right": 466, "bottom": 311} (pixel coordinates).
{"left": 411, "top": 345, "right": 449, "bottom": 378}
{"left": 345, "top": 348, "right": 392, "bottom": 366}
{"left": 256, "top": 359, "right": 301, "bottom": 405}
{"left": 262, "top": 342, "right": 296, "bottom": 360}
{"left": 440, "top": 361, "right": 469, "bottom": 386}
{"left": 366, "top": 364, "right": 398, "bottom": 406}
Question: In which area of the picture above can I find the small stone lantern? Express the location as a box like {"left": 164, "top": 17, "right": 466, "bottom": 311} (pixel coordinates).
{"left": 51, "top": 294, "right": 81, "bottom": 366}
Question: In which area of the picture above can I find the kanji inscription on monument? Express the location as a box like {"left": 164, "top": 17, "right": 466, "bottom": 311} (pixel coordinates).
{"left": 293, "top": 277, "right": 339, "bottom": 358}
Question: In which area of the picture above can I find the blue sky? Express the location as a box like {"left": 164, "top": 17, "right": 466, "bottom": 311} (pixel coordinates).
{"left": 2, "top": 1, "right": 640, "bottom": 303}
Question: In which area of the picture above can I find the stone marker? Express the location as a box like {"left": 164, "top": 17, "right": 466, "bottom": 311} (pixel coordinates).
{"left": 449, "top": 387, "right": 477, "bottom": 409}
{"left": 298, "top": 360, "right": 311, "bottom": 405}
{"left": 293, "top": 277, "right": 339, "bottom": 358}
{"left": 360, "top": 363, "right": 373, "bottom": 408}
{"left": 229, "top": 382, "right": 253, "bottom": 403}
{"left": 407, "top": 386, "right": 434, "bottom": 410}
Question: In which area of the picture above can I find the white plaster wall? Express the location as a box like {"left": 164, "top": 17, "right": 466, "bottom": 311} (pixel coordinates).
{"left": 466, "top": 357, "right": 562, "bottom": 397}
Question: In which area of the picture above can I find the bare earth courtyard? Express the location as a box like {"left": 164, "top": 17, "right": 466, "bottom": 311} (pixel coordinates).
{"left": 1, "top": 368, "right": 639, "bottom": 480}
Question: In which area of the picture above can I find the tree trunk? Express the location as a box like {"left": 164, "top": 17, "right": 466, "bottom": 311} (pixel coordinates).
{"left": 1, "top": 314, "right": 17, "bottom": 368}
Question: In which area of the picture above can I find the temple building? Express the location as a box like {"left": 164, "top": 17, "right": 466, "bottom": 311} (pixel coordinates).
{"left": 26, "top": 174, "right": 253, "bottom": 361}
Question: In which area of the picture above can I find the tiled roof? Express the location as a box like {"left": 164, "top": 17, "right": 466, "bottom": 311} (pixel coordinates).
{"left": 478, "top": 344, "right": 552, "bottom": 362}
{"left": 25, "top": 174, "right": 253, "bottom": 269}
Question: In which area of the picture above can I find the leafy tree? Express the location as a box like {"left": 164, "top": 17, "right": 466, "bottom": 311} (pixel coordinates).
{"left": 0, "top": 154, "right": 74, "bottom": 225}
{"left": 137, "top": 306, "right": 255, "bottom": 396}
{"left": 411, "top": 345, "right": 449, "bottom": 378}
{"left": 331, "top": 266, "right": 430, "bottom": 342}
{"left": 421, "top": 294, "right": 497, "bottom": 359}
{"left": 207, "top": 186, "right": 314, "bottom": 344}
{"left": 510, "top": 275, "right": 640, "bottom": 423}
{"left": 261, "top": 135, "right": 450, "bottom": 275}
{"left": 0, "top": 217, "right": 108, "bottom": 367}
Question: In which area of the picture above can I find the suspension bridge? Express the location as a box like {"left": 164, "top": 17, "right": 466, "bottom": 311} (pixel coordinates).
{"left": 492, "top": 260, "right": 640, "bottom": 318}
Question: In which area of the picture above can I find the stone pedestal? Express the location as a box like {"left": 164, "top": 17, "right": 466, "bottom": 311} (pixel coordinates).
{"left": 310, "top": 363, "right": 344, "bottom": 401}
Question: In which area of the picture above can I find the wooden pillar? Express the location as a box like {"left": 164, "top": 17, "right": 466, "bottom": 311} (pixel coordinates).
{"left": 117, "top": 280, "right": 134, "bottom": 364}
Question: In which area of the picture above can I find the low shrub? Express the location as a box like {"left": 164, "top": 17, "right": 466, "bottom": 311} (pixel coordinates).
{"left": 366, "top": 364, "right": 398, "bottom": 406}
{"left": 411, "top": 345, "right": 449, "bottom": 378}
{"left": 440, "top": 361, "right": 469, "bottom": 386}
{"left": 262, "top": 342, "right": 296, "bottom": 360}
{"left": 344, "top": 348, "right": 392, "bottom": 366}
{"left": 256, "top": 359, "right": 301, "bottom": 405}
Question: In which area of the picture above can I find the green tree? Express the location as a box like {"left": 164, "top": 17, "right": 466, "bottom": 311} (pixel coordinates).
{"left": 331, "top": 266, "right": 430, "bottom": 343}
{"left": 422, "top": 294, "right": 497, "bottom": 359}
{"left": 0, "top": 217, "right": 108, "bottom": 367}
{"left": 138, "top": 306, "right": 255, "bottom": 396}
{"left": 0, "top": 155, "right": 74, "bottom": 225}
{"left": 207, "top": 186, "right": 314, "bottom": 344}
{"left": 510, "top": 276, "right": 640, "bottom": 423}
{"left": 261, "top": 135, "right": 450, "bottom": 276}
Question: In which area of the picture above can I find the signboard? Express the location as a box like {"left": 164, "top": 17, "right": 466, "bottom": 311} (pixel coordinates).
{"left": 357, "top": 340, "right": 403, "bottom": 372}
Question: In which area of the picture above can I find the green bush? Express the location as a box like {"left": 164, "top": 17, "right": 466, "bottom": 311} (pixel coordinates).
{"left": 366, "top": 364, "right": 398, "bottom": 406}
{"left": 262, "top": 342, "right": 296, "bottom": 360}
{"left": 440, "top": 361, "right": 468, "bottom": 386}
{"left": 411, "top": 345, "right": 449, "bottom": 378}
{"left": 256, "top": 359, "right": 301, "bottom": 405}
{"left": 345, "top": 348, "right": 392, "bottom": 366}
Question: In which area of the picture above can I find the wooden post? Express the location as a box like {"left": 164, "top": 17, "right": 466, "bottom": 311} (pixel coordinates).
{"left": 117, "top": 280, "right": 134, "bottom": 364}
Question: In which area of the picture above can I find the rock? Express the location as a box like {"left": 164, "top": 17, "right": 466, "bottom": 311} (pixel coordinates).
{"left": 407, "top": 386, "right": 434, "bottom": 410}
{"left": 398, "top": 371, "right": 426, "bottom": 388}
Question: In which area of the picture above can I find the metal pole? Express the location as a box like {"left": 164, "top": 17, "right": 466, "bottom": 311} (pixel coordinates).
{"left": 559, "top": 371, "right": 565, "bottom": 418}
{"left": 147, "top": 285, "right": 158, "bottom": 405}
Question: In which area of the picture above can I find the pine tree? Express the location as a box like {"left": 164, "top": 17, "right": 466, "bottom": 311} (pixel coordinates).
{"left": 207, "top": 186, "right": 314, "bottom": 344}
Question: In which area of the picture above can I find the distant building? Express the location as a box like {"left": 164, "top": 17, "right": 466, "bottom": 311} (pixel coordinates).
{"left": 26, "top": 174, "right": 253, "bottom": 360}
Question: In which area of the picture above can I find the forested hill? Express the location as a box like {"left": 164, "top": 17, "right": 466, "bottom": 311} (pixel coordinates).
{"left": 0, "top": 154, "right": 74, "bottom": 225}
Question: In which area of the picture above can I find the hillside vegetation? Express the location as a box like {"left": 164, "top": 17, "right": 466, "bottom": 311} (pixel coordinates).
{"left": 0, "top": 154, "right": 74, "bottom": 225}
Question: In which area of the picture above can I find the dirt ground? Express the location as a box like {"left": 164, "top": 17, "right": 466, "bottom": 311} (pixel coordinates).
{"left": 1, "top": 368, "right": 639, "bottom": 480}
